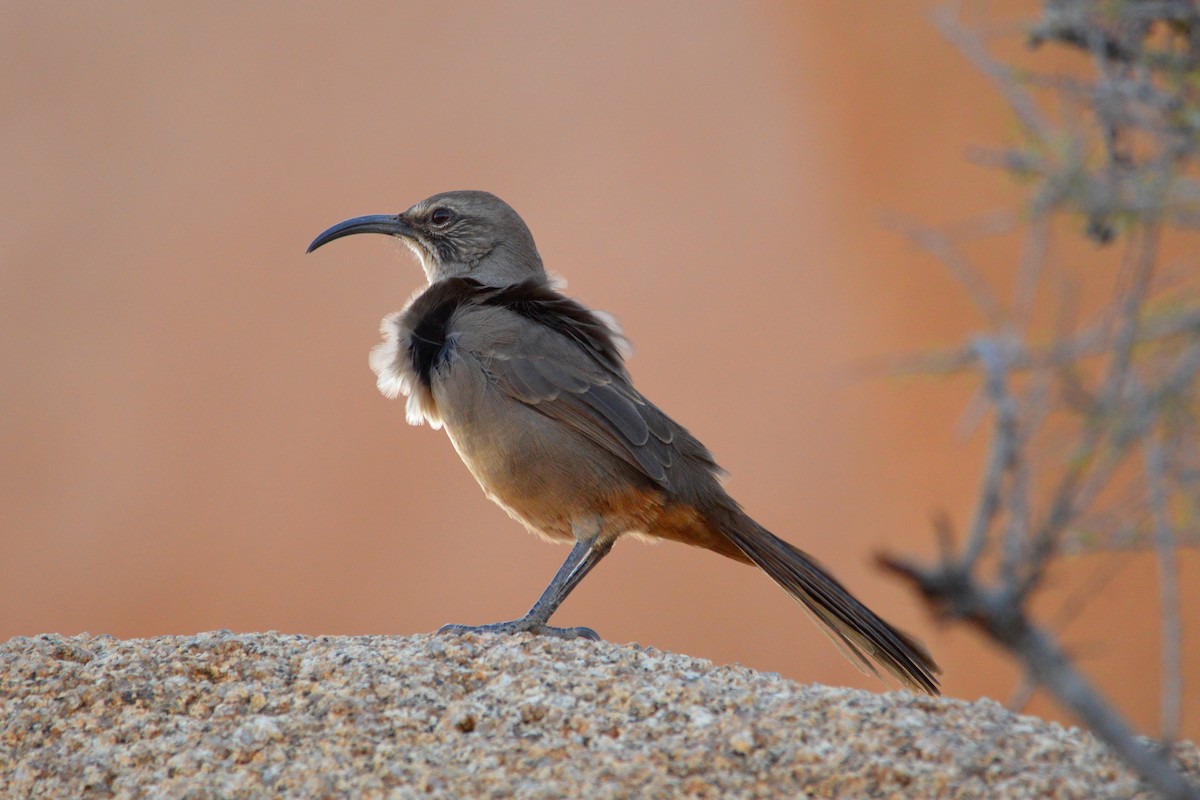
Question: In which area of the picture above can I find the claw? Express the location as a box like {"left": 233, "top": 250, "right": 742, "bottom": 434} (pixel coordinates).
{"left": 561, "top": 625, "right": 601, "bottom": 641}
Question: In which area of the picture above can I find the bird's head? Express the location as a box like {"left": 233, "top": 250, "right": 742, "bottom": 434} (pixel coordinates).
{"left": 307, "top": 190, "right": 545, "bottom": 286}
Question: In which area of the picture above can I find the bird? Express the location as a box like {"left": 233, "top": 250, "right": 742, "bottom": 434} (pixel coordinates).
{"left": 307, "top": 190, "right": 940, "bottom": 695}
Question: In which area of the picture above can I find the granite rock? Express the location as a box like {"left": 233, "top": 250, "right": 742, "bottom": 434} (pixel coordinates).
{"left": 2, "top": 631, "right": 1196, "bottom": 798}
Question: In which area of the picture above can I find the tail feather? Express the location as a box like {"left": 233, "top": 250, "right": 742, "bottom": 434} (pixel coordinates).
{"left": 716, "top": 507, "right": 940, "bottom": 695}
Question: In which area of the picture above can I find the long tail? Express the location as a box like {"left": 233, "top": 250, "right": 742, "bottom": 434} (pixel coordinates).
{"left": 710, "top": 504, "right": 940, "bottom": 695}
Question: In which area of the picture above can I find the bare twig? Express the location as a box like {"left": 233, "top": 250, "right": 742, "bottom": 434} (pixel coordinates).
{"left": 883, "top": 214, "right": 1007, "bottom": 327}
{"left": 879, "top": 554, "right": 1200, "bottom": 799}
{"left": 886, "top": 305, "right": 1200, "bottom": 380}
{"left": 1100, "top": 224, "right": 1162, "bottom": 411}
{"left": 1047, "top": 551, "right": 1130, "bottom": 634}
{"left": 1011, "top": 215, "right": 1049, "bottom": 329}
{"left": 885, "top": 1, "right": 1200, "bottom": 794}
{"left": 960, "top": 337, "right": 1020, "bottom": 571}
{"left": 1144, "top": 436, "right": 1184, "bottom": 744}
{"left": 1007, "top": 670, "right": 1037, "bottom": 713}
{"left": 933, "top": 5, "right": 1054, "bottom": 141}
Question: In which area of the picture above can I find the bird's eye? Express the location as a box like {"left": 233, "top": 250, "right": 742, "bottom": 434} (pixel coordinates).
{"left": 430, "top": 207, "right": 454, "bottom": 226}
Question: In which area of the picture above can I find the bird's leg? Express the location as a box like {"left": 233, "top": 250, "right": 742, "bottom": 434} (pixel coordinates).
{"left": 438, "top": 535, "right": 614, "bottom": 641}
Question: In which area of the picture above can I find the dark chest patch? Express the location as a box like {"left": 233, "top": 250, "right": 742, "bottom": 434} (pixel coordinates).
{"left": 403, "top": 280, "right": 475, "bottom": 387}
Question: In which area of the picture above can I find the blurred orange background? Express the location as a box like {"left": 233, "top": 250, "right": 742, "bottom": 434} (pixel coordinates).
{"left": 3, "top": 2, "right": 1196, "bottom": 739}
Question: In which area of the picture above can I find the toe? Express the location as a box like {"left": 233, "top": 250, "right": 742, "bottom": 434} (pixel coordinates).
{"left": 566, "top": 626, "right": 601, "bottom": 641}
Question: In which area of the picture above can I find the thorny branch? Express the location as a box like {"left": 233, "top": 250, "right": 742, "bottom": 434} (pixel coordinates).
{"left": 885, "top": 2, "right": 1200, "bottom": 798}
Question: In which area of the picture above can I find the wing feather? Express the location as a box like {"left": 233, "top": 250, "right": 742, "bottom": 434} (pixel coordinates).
{"left": 475, "top": 314, "right": 674, "bottom": 488}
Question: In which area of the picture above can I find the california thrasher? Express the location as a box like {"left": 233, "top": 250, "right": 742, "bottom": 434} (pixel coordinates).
{"left": 307, "top": 190, "right": 940, "bottom": 694}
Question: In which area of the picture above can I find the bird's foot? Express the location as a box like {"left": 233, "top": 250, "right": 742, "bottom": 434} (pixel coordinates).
{"left": 437, "top": 619, "right": 601, "bottom": 641}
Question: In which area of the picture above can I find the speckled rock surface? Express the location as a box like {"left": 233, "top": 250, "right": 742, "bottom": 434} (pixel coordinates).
{"left": 1, "top": 632, "right": 1196, "bottom": 798}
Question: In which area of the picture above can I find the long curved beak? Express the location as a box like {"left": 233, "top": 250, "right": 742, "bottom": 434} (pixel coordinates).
{"left": 306, "top": 214, "right": 415, "bottom": 253}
